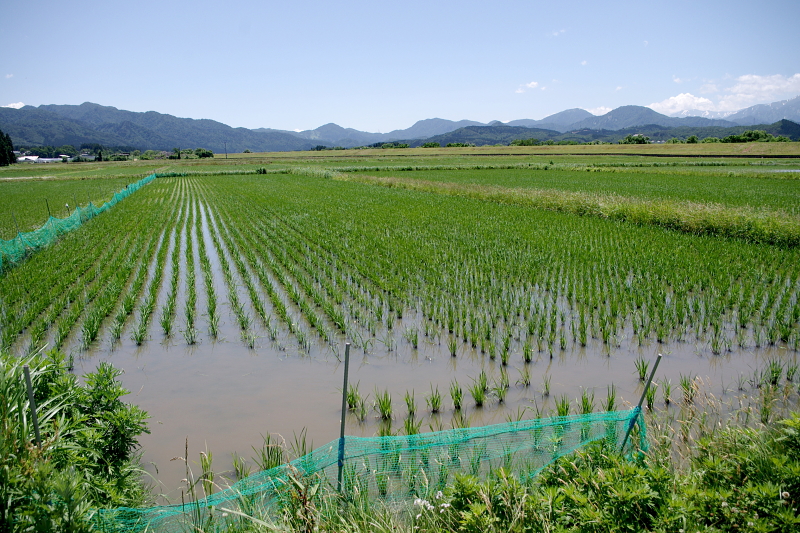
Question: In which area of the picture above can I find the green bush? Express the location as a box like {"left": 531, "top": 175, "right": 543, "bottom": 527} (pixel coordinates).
{"left": 0, "top": 350, "right": 149, "bottom": 532}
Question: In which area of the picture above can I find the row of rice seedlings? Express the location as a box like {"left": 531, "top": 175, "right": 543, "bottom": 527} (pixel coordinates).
{"left": 21, "top": 234, "right": 124, "bottom": 353}
{"left": 197, "top": 174, "right": 798, "bottom": 360}
{"left": 183, "top": 201, "right": 197, "bottom": 341}
{"left": 3, "top": 202, "right": 149, "bottom": 352}
{"left": 132, "top": 211, "right": 179, "bottom": 345}
{"left": 4, "top": 241, "right": 99, "bottom": 351}
{"left": 159, "top": 202, "right": 186, "bottom": 337}
{"left": 196, "top": 204, "right": 219, "bottom": 338}
{"left": 212, "top": 203, "right": 331, "bottom": 349}
{"left": 80, "top": 234, "right": 154, "bottom": 349}
{"left": 219, "top": 202, "right": 348, "bottom": 344}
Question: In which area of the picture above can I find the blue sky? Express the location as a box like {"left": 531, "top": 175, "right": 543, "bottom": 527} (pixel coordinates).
{"left": 2, "top": 0, "right": 799, "bottom": 132}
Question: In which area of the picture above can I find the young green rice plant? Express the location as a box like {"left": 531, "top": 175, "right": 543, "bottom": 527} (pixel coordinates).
{"left": 426, "top": 386, "right": 442, "bottom": 414}
{"left": 541, "top": 374, "right": 552, "bottom": 397}
{"left": 603, "top": 384, "right": 616, "bottom": 412}
{"left": 242, "top": 331, "right": 258, "bottom": 349}
{"left": 404, "top": 416, "right": 422, "bottom": 435}
{"left": 500, "top": 346, "right": 509, "bottom": 366}
{"left": 680, "top": 373, "right": 696, "bottom": 404}
{"left": 661, "top": 379, "right": 673, "bottom": 406}
{"left": 347, "top": 382, "right": 361, "bottom": 410}
{"left": 765, "top": 358, "right": 783, "bottom": 387}
{"left": 451, "top": 410, "right": 470, "bottom": 429}
{"left": 449, "top": 380, "right": 463, "bottom": 411}
{"left": 131, "top": 322, "right": 147, "bottom": 346}
{"left": 579, "top": 388, "right": 595, "bottom": 414}
{"left": 403, "top": 326, "right": 419, "bottom": 349}
{"left": 517, "top": 365, "right": 531, "bottom": 387}
{"left": 487, "top": 340, "right": 496, "bottom": 360}
{"left": 374, "top": 388, "right": 392, "bottom": 420}
{"left": 786, "top": 361, "right": 798, "bottom": 382}
{"left": 499, "top": 366, "right": 509, "bottom": 390}
{"left": 403, "top": 389, "right": 416, "bottom": 417}
{"left": 231, "top": 452, "right": 252, "bottom": 480}
{"left": 477, "top": 369, "right": 488, "bottom": 392}
{"left": 356, "top": 397, "right": 369, "bottom": 422}
{"left": 555, "top": 394, "right": 570, "bottom": 417}
{"left": 251, "top": 433, "right": 287, "bottom": 472}
{"left": 522, "top": 340, "right": 532, "bottom": 363}
{"left": 645, "top": 381, "right": 658, "bottom": 411}
{"left": 182, "top": 326, "right": 199, "bottom": 345}
{"left": 736, "top": 373, "right": 748, "bottom": 391}
{"left": 469, "top": 381, "right": 485, "bottom": 407}
{"left": 634, "top": 356, "right": 649, "bottom": 381}
{"left": 494, "top": 384, "right": 507, "bottom": 404}
{"left": 208, "top": 311, "right": 220, "bottom": 338}
{"left": 447, "top": 335, "right": 458, "bottom": 357}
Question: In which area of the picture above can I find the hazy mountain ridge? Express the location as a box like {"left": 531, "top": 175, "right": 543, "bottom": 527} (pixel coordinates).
{"left": 1, "top": 96, "right": 798, "bottom": 152}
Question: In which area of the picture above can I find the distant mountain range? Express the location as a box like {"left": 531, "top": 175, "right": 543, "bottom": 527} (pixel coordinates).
{"left": 1, "top": 95, "right": 799, "bottom": 153}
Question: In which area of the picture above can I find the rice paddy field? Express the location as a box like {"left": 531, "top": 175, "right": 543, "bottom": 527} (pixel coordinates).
{"left": 1, "top": 147, "right": 799, "bottom": 502}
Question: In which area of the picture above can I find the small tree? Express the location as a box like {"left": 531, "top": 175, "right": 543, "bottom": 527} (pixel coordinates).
{"left": 194, "top": 148, "right": 214, "bottom": 158}
{"left": 618, "top": 134, "right": 650, "bottom": 145}
{"left": 421, "top": 142, "right": 440, "bottom": 148}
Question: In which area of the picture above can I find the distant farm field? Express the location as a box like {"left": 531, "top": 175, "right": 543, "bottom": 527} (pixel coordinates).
{"left": 1, "top": 148, "right": 799, "bottom": 494}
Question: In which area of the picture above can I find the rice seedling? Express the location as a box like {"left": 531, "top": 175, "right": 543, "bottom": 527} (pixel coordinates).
{"left": 517, "top": 365, "right": 531, "bottom": 386}
{"left": 765, "top": 359, "right": 783, "bottom": 386}
{"left": 555, "top": 394, "right": 570, "bottom": 417}
{"left": 469, "top": 381, "right": 485, "bottom": 407}
{"left": 477, "top": 369, "right": 488, "bottom": 392}
{"left": 251, "top": 433, "right": 287, "bottom": 472}
{"left": 500, "top": 347, "right": 509, "bottom": 366}
{"left": 131, "top": 323, "right": 147, "bottom": 346}
{"left": 347, "top": 383, "right": 361, "bottom": 410}
{"left": 680, "top": 373, "right": 696, "bottom": 404}
{"left": 182, "top": 326, "right": 199, "bottom": 345}
{"left": 451, "top": 410, "right": 470, "bottom": 429}
{"left": 541, "top": 374, "right": 551, "bottom": 397}
{"left": 231, "top": 452, "right": 252, "bottom": 480}
{"left": 403, "top": 326, "right": 419, "bottom": 349}
{"left": 603, "top": 384, "right": 616, "bottom": 412}
{"left": 579, "top": 388, "right": 594, "bottom": 414}
{"left": 786, "top": 362, "right": 798, "bottom": 382}
{"left": 449, "top": 380, "right": 463, "bottom": 410}
{"left": 404, "top": 390, "right": 416, "bottom": 417}
{"left": 403, "top": 416, "right": 422, "bottom": 435}
{"left": 426, "top": 386, "right": 442, "bottom": 413}
{"left": 447, "top": 336, "right": 458, "bottom": 357}
{"left": 374, "top": 389, "right": 392, "bottom": 420}
{"left": 494, "top": 384, "right": 507, "bottom": 403}
{"left": 645, "top": 381, "right": 658, "bottom": 410}
{"left": 736, "top": 373, "right": 748, "bottom": 391}
{"left": 522, "top": 340, "right": 532, "bottom": 363}
{"left": 356, "top": 397, "right": 369, "bottom": 422}
{"left": 661, "top": 379, "right": 673, "bottom": 405}
{"left": 634, "top": 356, "right": 649, "bottom": 381}
{"left": 499, "top": 367, "right": 509, "bottom": 390}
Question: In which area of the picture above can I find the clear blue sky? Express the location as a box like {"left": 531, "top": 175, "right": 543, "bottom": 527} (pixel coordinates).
{"left": 2, "top": 0, "right": 799, "bottom": 132}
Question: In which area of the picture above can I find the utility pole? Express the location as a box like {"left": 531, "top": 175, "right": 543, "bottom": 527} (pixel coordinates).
{"left": 224, "top": 141, "right": 228, "bottom": 159}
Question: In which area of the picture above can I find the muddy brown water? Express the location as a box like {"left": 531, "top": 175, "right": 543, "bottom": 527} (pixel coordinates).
{"left": 66, "top": 316, "right": 793, "bottom": 504}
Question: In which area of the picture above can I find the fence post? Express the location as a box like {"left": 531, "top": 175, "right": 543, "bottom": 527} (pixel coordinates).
{"left": 23, "top": 365, "right": 42, "bottom": 449}
{"left": 337, "top": 343, "right": 351, "bottom": 493}
{"left": 620, "top": 353, "right": 662, "bottom": 452}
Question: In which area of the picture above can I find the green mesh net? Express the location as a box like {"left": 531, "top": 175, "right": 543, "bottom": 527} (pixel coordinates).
{"left": 91, "top": 408, "right": 646, "bottom": 532}
{"left": 0, "top": 173, "right": 156, "bottom": 273}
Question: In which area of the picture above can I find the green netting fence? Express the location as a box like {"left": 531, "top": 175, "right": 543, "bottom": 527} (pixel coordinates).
{"left": 0, "top": 173, "right": 156, "bottom": 274}
{"left": 91, "top": 408, "right": 646, "bottom": 532}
